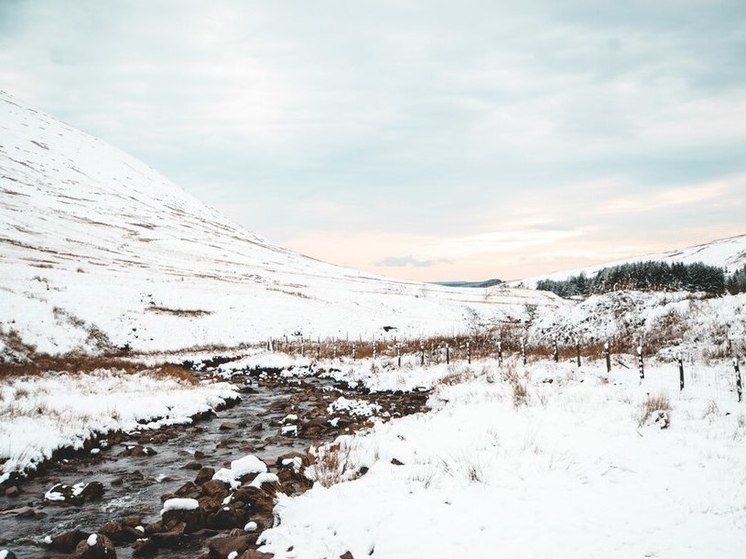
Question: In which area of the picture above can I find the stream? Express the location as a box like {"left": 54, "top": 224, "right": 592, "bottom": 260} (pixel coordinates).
{"left": 0, "top": 366, "right": 426, "bottom": 558}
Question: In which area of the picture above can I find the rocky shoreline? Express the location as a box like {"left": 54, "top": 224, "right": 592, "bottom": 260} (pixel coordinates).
{"left": 0, "top": 363, "right": 431, "bottom": 559}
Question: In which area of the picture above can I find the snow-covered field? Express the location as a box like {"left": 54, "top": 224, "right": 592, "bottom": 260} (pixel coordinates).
{"left": 0, "top": 369, "right": 238, "bottom": 483}
{"left": 258, "top": 356, "right": 746, "bottom": 558}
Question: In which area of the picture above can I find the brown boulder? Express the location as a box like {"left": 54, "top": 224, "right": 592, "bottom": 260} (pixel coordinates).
{"left": 162, "top": 507, "right": 204, "bottom": 533}
{"left": 98, "top": 522, "right": 132, "bottom": 544}
{"left": 198, "top": 495, "right": 224, "bottom": 513}
{"left": 72, "top": 534, "right": 116, "bottom": 558}
{"left": 44, "top": 482, "right": 104, "bottom": 506}
{"left": 150, "top": 522, "right": 185, "bottom": 548}
{"left": 173, "top": 481, "right": 201, "bottom": 499}
{"left": 206, "top": 505, "right": 247, "bottom": 530}
{"left": 125, "top": 445, "right": 157, "bottom": 457}
{"left": 50, "top": 529, "right": 90, "bottom": 552}
{"left": 195, "top": 467, "right": 215, "bottom": 484}
{"left": 120, "top": 516, "right": 142, "bottom": 528}
{"left": 80, "top": 482, "right": 104, "bottom": 502}
{"left": 208, "top": 535, "right": 253, "bottom": 559}
{"left": 131, "top": 538, "right": 157, "bottom": 557}
{"left": 201, "top": 479, "right": 229, "bottom": 499}
{"left": 232, "top": 486, "right": 274, "bottom": 515}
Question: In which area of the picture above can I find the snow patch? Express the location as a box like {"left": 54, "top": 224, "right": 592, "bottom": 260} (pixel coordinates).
{"left": 161, "top": 498, "right": 199, "bottom": 515}
{"left": 212, "top": 454, "right": 268, "bottom": 489}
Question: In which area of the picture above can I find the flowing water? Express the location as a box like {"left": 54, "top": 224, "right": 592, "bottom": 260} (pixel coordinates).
{"left": 0, "top": 373, "right": 338, "bottom": 558}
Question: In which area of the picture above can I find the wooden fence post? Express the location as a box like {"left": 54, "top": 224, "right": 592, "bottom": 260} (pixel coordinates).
{"left": 678, "top": 353, "right": 685, "bottom": 391}
{"left": 420, "top": 345, "right": 425, "bottom": 366}
{"left": 553, "top": 338, "right": 559, "bottom": 363}
{"left": 497, "top": 340, "right": 502, "bottom": 366}
{"left": 637, "top": 345, "right": 645, "bottom": 380}
{"left": 576, "top": 339, "right": 581, "bottom": 368}
{"left": 352, "top": 344, "right": 356, "bottom": 360}
{"left": 467, "top": 341, "right": 471, "bottom": 364}
{"left": 372, "top": 341, "right": 377, "bottom": 361}
{"left": 446, "top": 344, "right": 450, "bottom": 365}
{"left": 520, "top": 337, "right": 527, "bottom": 366}
{"left": 735, "top": 358, "right": 742, "bottom": 403}
{"left": 604, "top": 342, "right": 611, "bottom": 374}
{"left": 397, "top": 343, "right": 401, "bottom": 368}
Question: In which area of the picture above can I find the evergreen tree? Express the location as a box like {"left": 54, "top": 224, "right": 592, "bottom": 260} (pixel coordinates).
{"left": 536, "top": 260, "right": 726, "bottom": 298}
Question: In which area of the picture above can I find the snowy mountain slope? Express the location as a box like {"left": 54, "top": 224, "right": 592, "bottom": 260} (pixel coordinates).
{"left": 0, "top": 91, "right": 560, "bottom": 358}
{"left": 512, "top": 234, "right": 746, "bottom": 288}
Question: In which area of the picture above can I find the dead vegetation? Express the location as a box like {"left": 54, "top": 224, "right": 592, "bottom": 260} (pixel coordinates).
{"left": 146, "top": 306, "right": 212, "bottom": 317}
{"left": 273, "top": 329, "right": 679, "bottom": 366}
{"left": 0, "top": 353, "right": 197, "bottom": 384}
{"left": 501, "top": 366, "right": 529, "bottom": 407}
{"left": 638, "top": 394, "right": 672, "bottom": 428}
{"left": 311, "top": 440, "right": 360, "bottom": 488}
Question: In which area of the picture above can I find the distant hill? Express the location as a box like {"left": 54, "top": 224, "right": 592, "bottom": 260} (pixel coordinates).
{"left": 511, "top": 234, "right": 746, "bottom": 289}
{"left": 0, "top": 91, "right": 560, "bottom": 358}
{"left": 433, "top": 279, "right": 504, "bottom": 288}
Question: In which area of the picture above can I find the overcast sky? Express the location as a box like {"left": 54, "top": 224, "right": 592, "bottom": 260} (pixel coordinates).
{"left": 1, "top": 1, "right": 745, "bottom": 281}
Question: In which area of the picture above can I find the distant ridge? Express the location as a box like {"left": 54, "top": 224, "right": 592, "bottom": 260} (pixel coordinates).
{"left": 511, "top": 234, "right": 746, "bottom": 288}
{"left": 433, "top": 279, "right": 504, "bottom": 289}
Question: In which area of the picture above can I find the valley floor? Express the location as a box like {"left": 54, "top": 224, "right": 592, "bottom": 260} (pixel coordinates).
{"left": 259, "top": 355, "right": 746, "bottom": 559}
{"left": 2, "top": 351, "right": 745, "bottom": 558}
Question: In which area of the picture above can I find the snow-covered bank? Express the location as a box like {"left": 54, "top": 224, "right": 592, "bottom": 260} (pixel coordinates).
{"left": 0, "top": 369, "right": 238, "bottom": 483}
{"left": 530, "top": 291, "right": 746, "bottom": 357}
{"left": 259, "top": 358, "right": 746, "bottom": 558}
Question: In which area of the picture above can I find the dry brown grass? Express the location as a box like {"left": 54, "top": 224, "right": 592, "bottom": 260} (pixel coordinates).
{"left": 438, "top": 368, "right": 476, "bottom": 387}
{"left": 312, "top": 441, "right": 357, "bottom": 488}
{"left": 275, "top": 331, "right": 670, "bottom": 368}
{"left": 0, "top": 353, "right": 197, "bottom": 384}
{"left": 638, "top": 394, "right": 672, "bottom": 428}
{"left": 151, "top": 363, "right": 199, "bottom": 385}
{"left": 0, "top": 354, "right": 140, "bottom": 379}
{"left": 146, "top": 306, "right": 212, "bottom": 317}
{"left": 501, "top": 366, "right": 529, "bottom": 407}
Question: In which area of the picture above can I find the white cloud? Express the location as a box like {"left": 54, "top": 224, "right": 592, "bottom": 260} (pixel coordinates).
{"left": 1, "top": 1, "right": 745, "bottom": 279}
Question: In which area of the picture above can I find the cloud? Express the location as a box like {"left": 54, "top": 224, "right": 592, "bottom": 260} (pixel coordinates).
{"left": 375, "top": 255, "right": 447, "bottom": 268}
{"left": 1, "top": 1, "right": 745, "bottom": 280}
{"left": 417, "top": 229, "right": 583, "bottom": 259}
{"left": 600, "top": 174, "right": 743, "bottom": 214}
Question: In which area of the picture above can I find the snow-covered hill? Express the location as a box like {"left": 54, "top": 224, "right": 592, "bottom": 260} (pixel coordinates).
{"left": 0, "top": 91, "right": 559, "bottom": 358}
{"left": 513, "top": 234, "right": 746, "bottom": 288}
